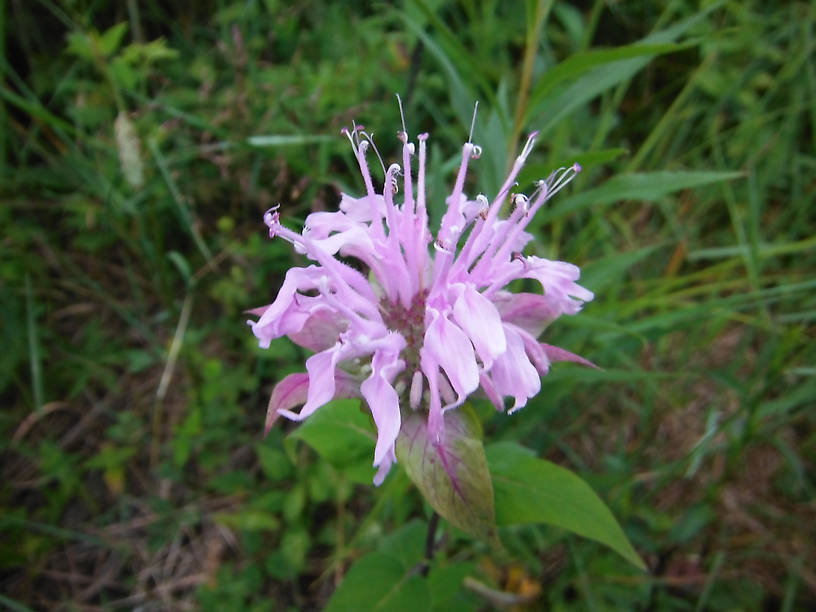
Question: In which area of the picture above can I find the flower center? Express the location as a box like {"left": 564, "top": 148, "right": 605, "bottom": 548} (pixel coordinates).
{"left": 380, "top": 289, "right": 428, "bottom": 371}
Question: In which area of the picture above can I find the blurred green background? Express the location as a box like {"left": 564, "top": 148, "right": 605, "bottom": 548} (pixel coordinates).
{"left": 1, "top": 0, "right": 814, "bottom": 609}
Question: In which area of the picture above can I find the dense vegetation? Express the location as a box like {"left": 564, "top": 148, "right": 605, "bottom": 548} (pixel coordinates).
{"left": 2, "top": 1, "right": 813, "bottom": 609}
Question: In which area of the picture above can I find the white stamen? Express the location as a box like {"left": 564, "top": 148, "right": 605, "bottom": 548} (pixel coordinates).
{"left": 519, "top": 131, "right": 538, "bottom": 163}
{"left": 468, "top": 101, "right": 479, "bottom": 143}
{"left": 359, "top": 131, "right": 387, "bottom": 177}
{"left": 317, "top": 275, "right": 331, "bottom": 293}
{"left": 530, "top": 179, "right": 549, "bottom": 202}
{"left": 540, "top": 163, "right": 581, "bottom": 200}
{"left": 396, "top": 93, "right": 408, "bottom": 140}
{"left": 410, "top": 371, "right": 423, "bottom": 409}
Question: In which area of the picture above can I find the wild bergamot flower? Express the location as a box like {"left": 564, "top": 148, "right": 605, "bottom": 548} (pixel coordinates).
{"left": 249, "top": 104, "right": 593, "bottom": 485}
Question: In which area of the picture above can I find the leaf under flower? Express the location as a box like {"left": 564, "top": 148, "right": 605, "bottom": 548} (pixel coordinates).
{"left": 396, "top": 405, "right": 498, "bottom": 546}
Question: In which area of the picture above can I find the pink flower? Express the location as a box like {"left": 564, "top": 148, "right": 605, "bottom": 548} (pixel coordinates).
{"left": 249, "top": 107, "right": 593, "bottom": 485}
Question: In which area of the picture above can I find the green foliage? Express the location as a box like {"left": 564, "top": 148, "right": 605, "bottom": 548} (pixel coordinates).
{"left": 325, "top": 552, "right": 431, "bottom": 612}
{"left": 284, "top": 399, "right": 378, "bottom": 484}
{"left": 488, "top": 441, "right": 644, "bottom": 569}
{"left": 325, "top": 519, "right": 481, "bottom": 611}
{"left": 1, "top": 0, "right": 813, "bottom": 609}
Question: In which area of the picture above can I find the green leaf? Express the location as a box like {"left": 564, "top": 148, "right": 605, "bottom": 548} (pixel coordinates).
{"left": 99, "top": 23, "right": 129, "bottom": 57}
{"left": 580, "top": 244, "right": 664, "bottom": 292}
{"left": 538, "top": 171, "right": 744, "bottom": 223}
{"left": 110, "top": 56, "right": 140, "bottom": 91}
{"left": 487, "top": 441, "right": 645, "bottom": 570}
{"left": 120, "top": 39, "right": 179, "bottom": 64}
{"left": 396, "top": 406, "right": 498, "bottom": 545}
{"left": 379, "top": 519, "right": 426, "bottom": 570}
{"left": 428, "top": 561, "right": 479, "bottom": 611}
{"left": 528, "top": 42, "right": 695, "bottom": 111}
{"left": 526, "top": 3, "right": 724, "bottom": 133}
{"left": 325, "top": 552, "right": 431, "bottom": 612}
{"left": 397, "top": 8, "right": 480, "bottom": 126}
{"left": 266, "top": 527, "right": 311, "bottom": 579}
{"left": 285, "top": 399, "right": 376, "bottom": 483}
{"left": 0, "top": 594, "right": 36, "bottom": 612}
{"left": 255, "top": 444, "right": 293, "bottom": 482}
{"left": 166, "top": 251, "right": 192, "bottom": 286}
{"left": 213, "top": 509, "right": 280, "bottom": 532}
{"left": 65, "top": 32, "right": 93, "bottom": 61}
{"left": 246, "top": 134, "right": 334, "bottom": 147}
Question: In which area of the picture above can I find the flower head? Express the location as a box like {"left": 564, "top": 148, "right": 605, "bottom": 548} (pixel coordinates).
{"left": 249, "top": 106, "right": 593, "bottom": 485}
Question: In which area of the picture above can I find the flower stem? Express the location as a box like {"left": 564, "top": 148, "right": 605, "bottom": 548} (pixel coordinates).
{"left": 421, "top": 512, "right": 440, "bottom": 577}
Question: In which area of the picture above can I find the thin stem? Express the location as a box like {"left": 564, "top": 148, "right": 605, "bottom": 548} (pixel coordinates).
{"left": 508, "top": 0, "right": 553, "bottom": 163}
{"left": 127, "top": 0, "right": 144, "bottom": 44}
{"left": 421, "top": 512, "right": 440, "bottom": 577}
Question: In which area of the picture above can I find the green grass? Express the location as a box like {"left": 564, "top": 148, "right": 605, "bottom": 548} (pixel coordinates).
{"left": 1, "top": 0, "right": 814, "bottom": 609}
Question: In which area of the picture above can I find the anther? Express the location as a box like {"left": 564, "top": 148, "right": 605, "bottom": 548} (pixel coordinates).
{"left": 263, "top": 205, "right": 281, "bottom": 237}
{"left": 519, "top": 131, "right": 538, "bottom": 162}
{"left": 513, "top": 193, "right": 529, "bottom": 212}
{"left": 476, "top": 194, "right": 489, "bottom": 219}
{"left": 433, "top": 239, "right": 451, "bottom": 253}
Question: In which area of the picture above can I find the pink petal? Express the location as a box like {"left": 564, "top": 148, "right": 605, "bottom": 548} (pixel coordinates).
{"left": 541, "top": 343, "right": 599, "bottom": 369}
{"left": 488, "top": 326, "right": 540, "bottom": 413}
{"left": 420, "top": 353, "right": 445, "bottom": 443}
{"left": 303, "top": 209, "right": 358, "bottom": 238}
{"left": 521, "top": 257, "right": 594, "bottom": 316}
{"left": 288, "top": 308, "right": 348, "bottom": 351}
{"left": 478, "top": 372, "right": 504, "bottom": 411}
{"left": 273, "top": 368, "right": 363, "bottom": 424}
{"left": 249, "top": 267, "right": 324, "bottom": 348}
{"left": 515, "top": 325, "right": 550, "bottom": 376}
{"left": 338, "top": 192, "right": 386, "bottom": 222}
{"left": 360, "top": 345, "right": 404, "bottom": 468}
{"left": 279, "top": 344, "right": 347, "bottom": 421}
{"left": 265, "top": 372, "right": 309, "bottom": 436}
{"left": 246, "top": 305, "right": 268, "bottom": 317}
{"left": 373, "top": 445, "right": 396, "bottom": 486}
{"left": 422, "top": 310, "right": 479, "bottom": 405}
{"left": 491, "top": 291, "right": 561, "bottom": 337}
{"left": 451, "top": 283, "right": 506, "bottom": 368}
